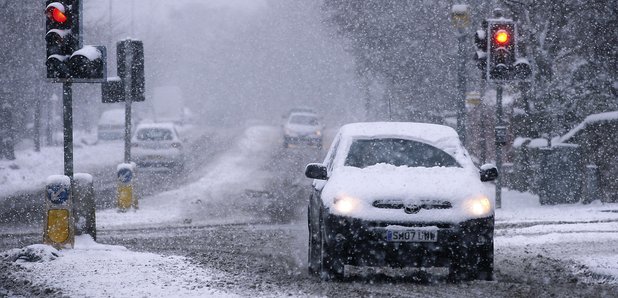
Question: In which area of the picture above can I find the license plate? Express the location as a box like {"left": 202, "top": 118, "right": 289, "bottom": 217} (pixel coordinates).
{"left": 386, "top": 229, "right": 438, "bottom": 242}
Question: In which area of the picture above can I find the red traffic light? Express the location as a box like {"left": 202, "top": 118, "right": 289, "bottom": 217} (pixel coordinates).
{"left": 494, "top": 29, "right": 510, "bottom": 45}
{"left": 46, "top": 5, "right": 67, "bottom": 24}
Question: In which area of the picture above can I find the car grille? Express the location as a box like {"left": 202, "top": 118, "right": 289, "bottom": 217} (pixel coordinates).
{"left": 372, "top": 199, "right": 452, "bottom": 210}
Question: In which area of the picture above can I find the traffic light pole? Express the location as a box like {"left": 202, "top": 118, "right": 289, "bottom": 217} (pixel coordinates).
{"left": 124, "top": 50, "right": 133, "bottom": 163}
{"left": 495, "top": 84, "right": 503, "bottom": 209}
{"left": 62, "top": 82, "right": 74, "bottom": 179}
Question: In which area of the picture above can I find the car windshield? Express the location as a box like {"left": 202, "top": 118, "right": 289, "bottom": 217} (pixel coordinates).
{"left": 136, "top": 128, "right": 173, "bottom": 141}
{"left": 290, "top": 115, "right": 319, "bottom": 126}
{"left": 344, "top": 138, "right": 461, "bottom": 168}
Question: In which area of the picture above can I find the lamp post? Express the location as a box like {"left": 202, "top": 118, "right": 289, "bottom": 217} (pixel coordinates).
{"left": 451, "top": 4, "right": 470, "bottom": 145}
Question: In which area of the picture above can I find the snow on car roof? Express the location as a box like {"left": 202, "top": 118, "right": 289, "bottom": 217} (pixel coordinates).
{"left": 339, "top": 122, "right": 460, "bottom": 147}
{"left": 333, "top": 122, "right": 474, "bottom": 170}
{"left": 288, "top": 112, "right": 319, "bottom": 118}
{"left": 135, "top": 122, "right": 177, "bottom": 131}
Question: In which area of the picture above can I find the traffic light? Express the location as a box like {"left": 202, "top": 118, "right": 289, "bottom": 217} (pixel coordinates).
{"left": 69, "top": 45, "right": 106, "bottom": 80}
{"left": 487, "top": 20, "right": 515, "bottom": 81}
{"left": 473, "top": 20, "right": 488, "bottom": 73}
{"left": 45, "top": 0, "right": 80, "bottom": 79}
{"left": 117, "top": 40, "right": 145, "bottom": 102}
{"left": 46, "top": 0, "right": 106, "bottom": 82}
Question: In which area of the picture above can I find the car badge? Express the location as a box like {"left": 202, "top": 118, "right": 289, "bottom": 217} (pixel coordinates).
{"left": 404, "top": 204, "right": 421, "bottom": 214}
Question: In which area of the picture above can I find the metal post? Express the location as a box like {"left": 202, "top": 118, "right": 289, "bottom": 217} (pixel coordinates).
{"left": 63, "top": 83, "right": 74, "bottom": 178}
{"left": 495, "top": 84, "right": 503, "bottom": 208}
{"left": 457, "top": 28, "right": 467, "bottom": 144}
{"left": 124, "top": 48, "right": 133, "bottom": 163}
{"left": 34, "top": 95, "right": 41, "bottom": 152}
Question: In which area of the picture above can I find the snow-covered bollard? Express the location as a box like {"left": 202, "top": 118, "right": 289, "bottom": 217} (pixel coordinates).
{"left": 44, "top": 175, "right": 74, "bottom": 249}
{"left": 116, "top": 163, "right": 137, "bottom": 211}
{"left": 73, "top": 173, "right": 96, "bottom": 241}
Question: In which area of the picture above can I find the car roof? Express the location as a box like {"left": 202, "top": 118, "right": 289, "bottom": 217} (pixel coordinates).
{"left": 135, "top": 122, "right": 177, "bottom": 131}
{"left": 338, "top": 122, "right": 460, "bottom": 148}
{"left": 289, "top": 112, "right": 319, "bottom": 118}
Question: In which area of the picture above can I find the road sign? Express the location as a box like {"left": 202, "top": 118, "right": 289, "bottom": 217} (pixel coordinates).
{"left": 117, "top": 167, "right": 133, "bottom": 184}
{"left": 46, "top": 183, "right": 70, "bottom": 204}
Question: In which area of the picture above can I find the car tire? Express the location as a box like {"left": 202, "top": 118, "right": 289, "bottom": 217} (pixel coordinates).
{"left": 319, "top": 213, "right": 345, "bottom": 281}
{"left": 307, "top": 206, "right": 320, "bottom": 276}
{"left": 448, "top": 242, "right": 494, "bottom": 282}
{"left": 476, "top": 242, "right": 494, "bottom": 281}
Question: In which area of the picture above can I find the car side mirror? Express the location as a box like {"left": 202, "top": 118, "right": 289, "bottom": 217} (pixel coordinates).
{"left": 480, "top": 164, "right": 498, "bottom": 182}
{"left": 305, "top": 163, "right": 327, "bottom": 180}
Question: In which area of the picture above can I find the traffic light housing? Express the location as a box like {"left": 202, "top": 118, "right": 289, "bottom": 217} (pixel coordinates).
{"left": 46, "top": 0, "right": 106, "bottom": 82}
{"left": 488, "top": 20, "right": 515, "bottom": 81}
{"left": 102, "top": 40, "right": 145, "bottom": 103}
{"left": 46, "top": 0, "right": 80, "bottom": 79}
{"left": 117, "top": 40, "right": 145, "bottom": 102}
{"left": 477, "top": 18, "right": 532, "bottom": 82}
{"left": 473, "top": 20, "right": 488, "bottom": 73}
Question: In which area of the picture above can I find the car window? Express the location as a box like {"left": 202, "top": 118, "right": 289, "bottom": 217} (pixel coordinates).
{"left": 325, "top": 135, "right": 341, "bottom": 172}
{"left": 289, "top": 115, "right": 319, "bottom": 126}
{"left": 344, "top": 138, "right": 461, "bottom": 168}
{"left": 136, "top": 128, "right": 173, "bottom": 141}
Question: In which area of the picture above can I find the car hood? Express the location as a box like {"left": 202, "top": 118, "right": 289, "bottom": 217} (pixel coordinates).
{"left": 319, "top": 164, "right": 492, "bottom": 222}
{"left": 285, "top": 123, "right": 320, "bottom": 134}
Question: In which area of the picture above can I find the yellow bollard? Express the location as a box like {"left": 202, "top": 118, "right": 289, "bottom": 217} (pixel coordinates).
{"left": 44, "top": 175, "right": 74, "bottom": 249}
{"left": 116, "top": 163, "right": 136, "bottom": 211}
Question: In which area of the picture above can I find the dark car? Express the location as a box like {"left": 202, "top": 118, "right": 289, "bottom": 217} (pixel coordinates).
{"left": 304, "top": 122, "right": 498, "bottom": 281}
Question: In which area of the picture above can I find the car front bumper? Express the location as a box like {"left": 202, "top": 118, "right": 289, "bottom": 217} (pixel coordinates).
{"left": 284, "top": 135, "right": 322, "bottom": 146}
{"left": 321, "top": 213, "right": 494, "bottom": 268}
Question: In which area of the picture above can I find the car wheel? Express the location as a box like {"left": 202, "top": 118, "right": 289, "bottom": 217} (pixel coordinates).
{"left": 307, "top": 210, "right": 321, "bottom": 276}
{"left": 319, "top": 213, "right": 345, "bottom": 281}
{"left": 448, "top": 242, "right": 494, "bottom": 282}
{"left": 475, "top": 242, "right": 494, "bottom": 281}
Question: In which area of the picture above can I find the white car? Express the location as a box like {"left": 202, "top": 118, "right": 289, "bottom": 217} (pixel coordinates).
{"left": 131, "top": 122, "right": 185, "bottom": 170}
{"left": 283, "top": 112, "right": 323, "bottom": 149}
{"left": 97, "top": 109, "right": 126, "bottom": 141}
{"left": 304, "top": 122, "right": 498, "bottom": 281}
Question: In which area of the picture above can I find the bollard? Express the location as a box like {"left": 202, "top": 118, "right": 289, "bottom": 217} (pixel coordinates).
{"left": 117, "top": 163, "right": 136, "bottom": 211}
{"left": 44, "top": 175, "right": 74, "bottom": 249}
{"left": 130, "top": 162, "right": 138, "bottom": 209}
{"left": 583, "top": 164, "right": 599, "bottom": 204}
{"left": 74, "top": 173, "right": 97, "bottom": 241}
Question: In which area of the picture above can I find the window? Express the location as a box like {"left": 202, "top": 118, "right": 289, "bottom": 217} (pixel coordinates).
{"left": 136, "top": 128, "right": 173, "bottom": 141}
{"left": 344, "top": 138, "right": 460, "bottom": 168}
{"left": 289, "top": 115, "right": 319, "bottom": 126}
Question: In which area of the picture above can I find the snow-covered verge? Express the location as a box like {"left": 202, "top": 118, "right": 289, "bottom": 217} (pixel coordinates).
{"left": 0, "top": 141, "right": 123, "bottom": 199}
{"left": 1, "top": 235, "right": 235, "bottom": 298}
{"left": 494, "top": 188, "right": 618, "bottom": 281}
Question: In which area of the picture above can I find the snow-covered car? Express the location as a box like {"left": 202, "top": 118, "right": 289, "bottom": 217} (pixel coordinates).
{"left": 304, "top": 122, "right": 498, "bottom": 281}
{"left": 283, "top": 112, "right": 323, "bottom": 149}
{"left": 97, "top": 109, "right": 126, "bottom": 141}
{"left": 131, "top": 122, "right": 185, "bottom": 170}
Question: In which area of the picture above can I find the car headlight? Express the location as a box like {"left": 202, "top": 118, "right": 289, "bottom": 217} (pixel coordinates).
{"left": 333, "top": 195, "right": 360, "bottom": 214}
{"left": 463, "top": 195, "right": 492, "bottom": 217}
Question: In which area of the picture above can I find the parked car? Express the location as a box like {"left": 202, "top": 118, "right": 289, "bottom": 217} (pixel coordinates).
{"left": 283, "top": 112, "right": 323, "bottom": 149}
{"left": 97, "top": 109, "right": 126, "bottom": 141}
{"left": 131, "top": 122, "right": 185, "bottom": 170}
{"left": 304, "top": 122, "right": 498, "bottom": 281}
